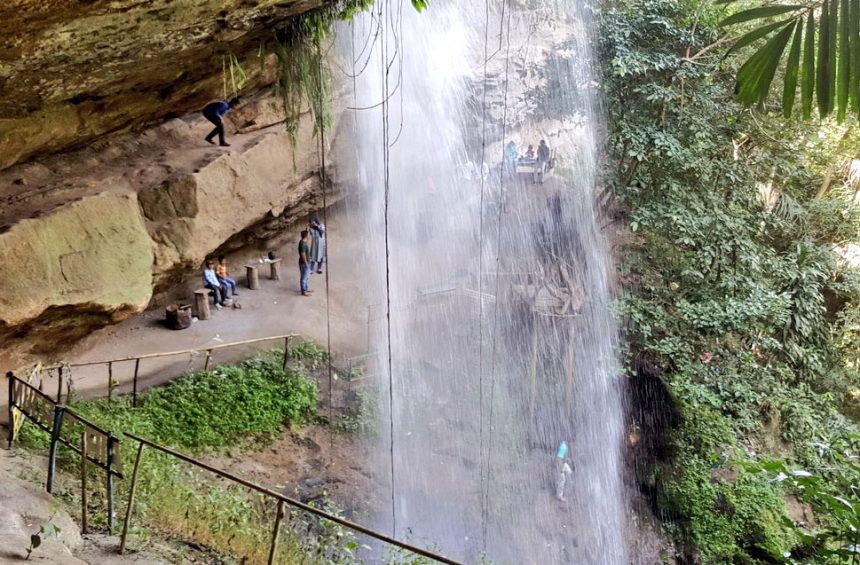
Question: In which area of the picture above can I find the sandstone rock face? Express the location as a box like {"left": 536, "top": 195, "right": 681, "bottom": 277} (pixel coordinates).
{"left": 0, "top": 95, "right": 341, "bottom": 358}
{"left": 0, "top": 192, "right": 154, "bottom": 330}
{"left": 140, "top": 110, "right": 323, "bottom": 288}
{"left": 0, "top": 0, "right": 329, "bottom": 170}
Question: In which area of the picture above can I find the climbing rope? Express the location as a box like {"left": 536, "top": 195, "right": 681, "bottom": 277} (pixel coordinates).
{"left": 379, "top": 0, "right": 398, "bottom": 537}
{"left": 482, "top": 0, "right": 513, "bottom": 549}
{"left": 314, "top": 39, "right": 336, "bottom": 457}
{"left": 477, "top": 0, "right": 493, "bottom": 548}
{"left": 476, "top": 0, "right": 490, "bottom": 528}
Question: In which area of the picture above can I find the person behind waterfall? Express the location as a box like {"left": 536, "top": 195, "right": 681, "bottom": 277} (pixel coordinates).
{"left": 308, "top": 215, "right": 326, "bottom": 274}
{"left": 216, "top": 255, "right": 238, "bottom": 297}
{"left": 555, "top": 440, "right": 573, "bottom": 502}
{"left": 535, "top": 139, "right": 551, "bottom": 184}
{"left": 504, "top": 141, "right": 519, "bottom": 176}
{"left": 202, "top": 97, "right": 240, "bottom": 147}
{"left": 522, "top": 144, "right": 536, "bottom": 162}
{"left": 298, "top": 230, "right": 313, "bottom": 296}
{"left": 203, "top": 259, "right": 228, "bottom": 309}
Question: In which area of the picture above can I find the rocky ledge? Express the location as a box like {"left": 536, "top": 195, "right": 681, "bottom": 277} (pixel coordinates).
{"left": 0, "top": 96, "right": 349, "bottom": 361}
{"left": 0, "top": 0, "right": 333, "bottom": 170}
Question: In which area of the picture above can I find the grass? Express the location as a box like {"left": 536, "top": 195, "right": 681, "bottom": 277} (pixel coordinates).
{"left": 17, "top": 342, "right": 369, "bottom": 564}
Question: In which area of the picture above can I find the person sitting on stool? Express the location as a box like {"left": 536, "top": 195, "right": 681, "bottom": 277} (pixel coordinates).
{"left": 216, "top": 255, "right": 239, "bottom": 297}
{"left": 202, "top": 97, "right": 240, "bottom": 147}
{"left": 203, "top": 259, "right": 229, "bottom": 309}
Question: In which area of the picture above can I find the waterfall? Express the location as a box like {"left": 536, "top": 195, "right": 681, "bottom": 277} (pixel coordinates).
{"left": 335, "top": 1, "right": 627, "bottom": 562}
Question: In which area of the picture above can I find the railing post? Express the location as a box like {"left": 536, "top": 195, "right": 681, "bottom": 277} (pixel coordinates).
{"left": 81, "top": 430, "right": 88, "bottom": 534}
{"left": 132, "top": 358, "right": 140, "bottom": 408}
{"left": 47, "top": 406, "right": 65, "bottom": 493}
{"left": 106, "top": 434, "right": 115, "bottom": 534}
{"left": 107, "top": 361, "right": 113, "bottom": 401}
{"left": 282, "top": 336, "right": 290, "bottom": 371}
{"left": 267, "top": 499, "right": 286, "bottom": 565}
{"left": 7, "top": 372, "right": 15, "bottom": 449}
{"left": 119, "top": 442, "right": 145, "bottom": 554}
{"left": 204, "top": 350, "right": 212, "bottom": 371}
{"left": 57, "top": 366, "right": 64, "bottom": 404}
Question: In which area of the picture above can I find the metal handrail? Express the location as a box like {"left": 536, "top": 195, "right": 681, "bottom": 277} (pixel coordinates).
{"left": 121, "top": 432, "right": 462, "bottom": 565}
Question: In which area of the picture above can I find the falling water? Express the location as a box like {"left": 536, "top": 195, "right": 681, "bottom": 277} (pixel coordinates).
{"left": 335, "top": 0, "right": 627, "bottom": 562}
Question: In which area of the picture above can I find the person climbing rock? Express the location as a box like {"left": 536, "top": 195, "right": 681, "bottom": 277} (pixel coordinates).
{"left": 308, "top": 214, "right": 326, "bottom": 274}
{"left": 216, "top": 255, "right": 238, "bottom": 297}
{"left": 202, "top": 97, "right": 240, "bottom": 147}
{"left": 298, "top": 230, "right": 313, "bottom": 296}
{"left": 535, "top": 139, "right": 551, "bottom": 184}
{"left": 555, "top": 440, "right": 573, "bottom": 502}
{"left": 203, "top": 259, "right": 228, "bottom": 309}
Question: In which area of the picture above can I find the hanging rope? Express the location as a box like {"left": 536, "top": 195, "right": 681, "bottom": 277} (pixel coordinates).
{"left": 477, "top": 0, "right": 492, "bottom": 549}
{"left": 314, "top": 38, "right": 336, "bottom": 457}
{"left": 379, "top": 0, "right": 398, "bottom": 537}
{"left": 482, "top": 0, "right": 513, "bottom": 550}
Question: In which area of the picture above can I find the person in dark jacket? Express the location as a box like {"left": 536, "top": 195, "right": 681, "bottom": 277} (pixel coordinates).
{"left": 203, "top": 97, "right": 240, "bottom": 146}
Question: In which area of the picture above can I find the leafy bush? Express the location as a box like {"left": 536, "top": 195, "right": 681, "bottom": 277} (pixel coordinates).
{"left": 71, "top": 354, "right": 317, "bottom": 451}
{"left": 601, "top": 0, "right": 860, "bottom": 560}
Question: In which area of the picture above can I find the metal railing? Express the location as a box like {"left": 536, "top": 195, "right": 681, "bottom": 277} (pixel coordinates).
{"left": 6, "top": 373, "right": 123, "bottom": 533}
{"left": 120, "top": 432, "right": 461, "bottom": 565}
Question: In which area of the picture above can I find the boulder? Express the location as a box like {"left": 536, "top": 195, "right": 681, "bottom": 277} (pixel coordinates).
{"left": 0, "top": 192, "right": 154, "bottom": 330}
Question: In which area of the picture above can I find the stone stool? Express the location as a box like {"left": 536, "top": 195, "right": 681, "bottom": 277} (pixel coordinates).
{"left": 269, "top": 258, "right": 283, "bottom": 280}
{"left": 193, "top": 289, "right": 211, "bottom": 320}
{"left": 245, "top": 264, "right": 260, "bottom": 290}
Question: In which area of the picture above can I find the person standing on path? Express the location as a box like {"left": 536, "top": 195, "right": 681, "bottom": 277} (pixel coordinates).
{"left": 308, "top": 214, "right": 326, "bottom": 274}
{"left": 535, "top": 139, "right": 551, "bottom": 184}
{"left": 298, "top": 230, "right": 313, "bottom": 296}
{"left": 202, "top": 97, "right": 240, "bottom": 147}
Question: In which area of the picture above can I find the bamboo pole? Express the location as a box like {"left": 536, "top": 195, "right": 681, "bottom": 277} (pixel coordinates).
{"left": 122, "top": 432, "right": 462, "bottom": 565}
{"left": 119, "top": 442, "right": 145, "bottom": 554}
{"left": 42, "top": 334, "right": 301, "bottom": 370}
{"left": 106, "top": 435, "right": 115, "bottom": 533}
{"left": 203, "top": 350, "right": 212, "bottom": 371}
{"left": 57, "top": 366, "right": 64, "bottom": 404}
{"left": 81, "top": 430, "right": 88, "bottom": 534}
{"left": 267, "top": 500, "right": 286, "bottom": 565}
{"left": 132, "top": 359, "right": 140, "bottom": 408}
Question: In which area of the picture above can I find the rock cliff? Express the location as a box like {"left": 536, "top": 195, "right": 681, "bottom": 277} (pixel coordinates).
{"left": 0, "top": 94, "right": 345, "bottom": 361}
{"left": 0, "top": 0, "right": 331, "bottom": 170}
{"left": 0, "top": 1, "right": 355, "bottom": 361}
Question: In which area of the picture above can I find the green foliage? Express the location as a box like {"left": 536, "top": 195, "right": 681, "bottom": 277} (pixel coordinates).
{"left": 334, "top": 387, "right": 379, "bottom": 435}
{"left": 71, "top": 354, "right": 317, "bottom": 451}
{"left": 658, "top": 405, "right": 799, "bottom": 562}
{"left": 721, "top": 0, "right": 860, "bottom": 121}
{"left": 25, "top": 516, "right": 61, "bottom": 561}
{"left": 602, "top": 0, "right": 860, "bottom": 560}
{"left": 221, "top": 53, "right": 247, "bottom": 100}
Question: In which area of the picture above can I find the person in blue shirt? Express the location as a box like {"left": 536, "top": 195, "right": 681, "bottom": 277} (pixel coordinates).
{"left": 203, "top": 97, "right": 240, "bottom": 147}
{"left": 504, "top": 140, "right": 518, "bottom": 176}
{"left": 202, "top": 259, "right": 228, "bottom": 309}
